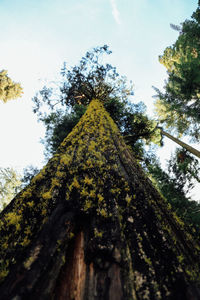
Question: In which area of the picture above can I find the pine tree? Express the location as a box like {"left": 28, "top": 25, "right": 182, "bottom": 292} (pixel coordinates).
{"left": 154, "top": 3, "right": 200, "bottom": 140}
{"left": 0, "top": 100, "right": 200, "bottom": 299}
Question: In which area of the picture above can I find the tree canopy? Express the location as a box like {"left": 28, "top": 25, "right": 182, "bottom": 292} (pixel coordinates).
{"left": 0, "top": 168, "right": 21, "bottom": 211}
{"left": 33, "top": 45, "right": 161, "bottom": 159}
{"left": 0, "top": 70, "right": 23, "bottom": 103}
{"left": 148, "top": 151, "right": 200, "bottom": 237}
{"left": 154, "top": 3, "right": 200, "bottom": 141}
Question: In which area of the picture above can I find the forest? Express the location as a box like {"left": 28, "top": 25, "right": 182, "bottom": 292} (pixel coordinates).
{"left": 0, "top": 2, "right": 200, "bottom": 299}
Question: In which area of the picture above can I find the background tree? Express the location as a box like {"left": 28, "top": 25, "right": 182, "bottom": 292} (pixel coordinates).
{"left": 0, "top": 165, "right": 41, "bottom": 212}
{"left": 168, "top": 148, "right": 200, "bottom": 193}
{"left": 0, "top": 167, "right": 21, "bottom": 211}
{"left": 20, "top": 165, "right": 40, "bottom": 188}
{"left": 148, "top": 152, "right": 200, "bottom": 237}
{"left": 154, "top": 2, "right": 200, "bottom": 140}
{"left": 152, "top": 3, "right": 200, "bottom": 226}
{"left": 0, "top": 70, "right": 23, "bottom": 103}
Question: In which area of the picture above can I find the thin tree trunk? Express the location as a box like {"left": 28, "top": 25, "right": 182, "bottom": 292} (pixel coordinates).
{"left": 162, "top": 129, "right": 200, "bottom": 159}
{"left": 0, "top": 100, "right": 200, "bottom": 300}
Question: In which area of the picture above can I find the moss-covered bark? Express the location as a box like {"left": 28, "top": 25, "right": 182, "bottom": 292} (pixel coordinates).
{"left": 0, "top": 99, "right": 200, "bottom": 299}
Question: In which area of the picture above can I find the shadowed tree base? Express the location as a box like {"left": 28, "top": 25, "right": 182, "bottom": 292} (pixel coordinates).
{"left": 0, "top": 100, "right": 200, "bottom": 300}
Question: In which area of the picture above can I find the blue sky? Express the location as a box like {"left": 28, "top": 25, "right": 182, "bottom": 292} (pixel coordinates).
{"left": 0, "top": 0, "right": 199, "bottom": 197}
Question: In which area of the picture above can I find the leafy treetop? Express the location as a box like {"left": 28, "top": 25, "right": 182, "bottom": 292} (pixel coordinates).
{"left": 154, "top": 3, "right": 200, "bottom": 140}
{"left": 33, "top": 45, "right": 161, "bottom": 159}
{"left": 0, "top": 70, "right": 23, "bottom": 103}
{"left": 0, "top": 168, "right": 21, "bottom": 211}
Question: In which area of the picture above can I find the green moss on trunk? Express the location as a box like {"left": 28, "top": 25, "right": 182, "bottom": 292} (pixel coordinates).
{"left": 0, "top": 99, "right": 200, "bottom": 299}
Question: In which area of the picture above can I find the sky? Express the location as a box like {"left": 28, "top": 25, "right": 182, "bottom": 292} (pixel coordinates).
{"left": 0, "top": 0, "right": 199, "bottom": 197}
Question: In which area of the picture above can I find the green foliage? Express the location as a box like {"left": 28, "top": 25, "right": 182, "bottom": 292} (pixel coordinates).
{"left": 41, "top": 104, "right": 87, "bottom": 156}
{"left": 148, "top": 155, "right": 200, "bottom": 236}
{"left": 59, "top": 45, "right": 134, "bottom": 107}
{"left": 0, "top": 168, "right": 21, "bottom": 211}
{"left": 21, "top": 165, "right": 40, "bottom": 188}
{"left": 33, "top": 45, "right": 160, "bottom": 159}
{"left": 168, "top": 149, "right": 200, "bottom": 193}
{"left": 154, "top": 4, "right": 200, "bottom": 140}
{"left": 0, "top": 165, "right": 40, "bottom": 212}
{"left": 33, "top": 45, "right": 133, "bottom": 113}
{"left": 0, "top": 70, "right": 23, "bottom": 103}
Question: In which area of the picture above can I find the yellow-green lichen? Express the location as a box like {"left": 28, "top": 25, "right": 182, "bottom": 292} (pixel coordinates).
{"left": 4, "top": 212, "right": 22, "bottom": 227}
{"left": 51, "top": 177, "right": 61, "bottom": 188}
{"left": 125, "top": 194, "right": 132, "bottom": 204}
{"left": 20, "top": 236, "right": 30, "bottom": 247}
{"left": 94, "top": 228, "right": 103, "bottom": 238}
{"left": 80, "top": 188, "right": 89, "bottom": 198}
{"left": 69, "top": 232, "right": 74, "bottom": 239}
{"left": 27, "top": 201, "right": 34, "bottom": 208}
{"left": 0, "top": 260, "right": 9, "bottom": 281}
{"left": 89, "top": 190, "right": 96, "bottom": 198}
{"left": 99, "top": 208, "right": 108, "bottom": 218}
{"left": 61, "top": 255, "right": 66, "bottom": 264}
{"left": 97, "top": 194, "right": 104, "bottom": 203}
{"left": 69, "top": 177, "right": 80, "bottom": 191}
{"left": 60, "top": 154, "right": 72, "bottom": 166}
{"left": 32, "top": 172, "right": 44, "bottom": 183}
{"left": 84, "top": 176, "right": 93, "bottom": 185}
{"left": 42, "top": 191, "right": 52, "bottom": 200}
{"left": 83, "top": 200, "right": 93, "bottom": 211}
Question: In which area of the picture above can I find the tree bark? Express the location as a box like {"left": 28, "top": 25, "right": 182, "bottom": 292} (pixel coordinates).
{"left": 0, "top": 100, "right": 200, "bottom": 300}
{"left": 162, "top": 129, "right": 200, "bottom": 159}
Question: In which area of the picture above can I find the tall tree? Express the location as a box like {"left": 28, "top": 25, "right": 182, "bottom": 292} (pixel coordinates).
{"left": 0, "top": 100, "right": 200, "bottom": 299}
{"left": 0, "top": 70, "right": 23, "bottom": 103}
{"left": 33, "top": 45, "right": 161, "bottom": 159}
{"left": 154, "top": 2, "right": 200, "bottom": 140}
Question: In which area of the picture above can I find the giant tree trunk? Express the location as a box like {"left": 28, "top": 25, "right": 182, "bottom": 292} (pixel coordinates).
{"left": 0, "top": 99, "right": 200, "bottom": 300}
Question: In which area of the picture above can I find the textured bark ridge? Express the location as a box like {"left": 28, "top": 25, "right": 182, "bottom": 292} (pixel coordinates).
{"left": 0, "top": 99, "right": 200, "bottom": 300}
